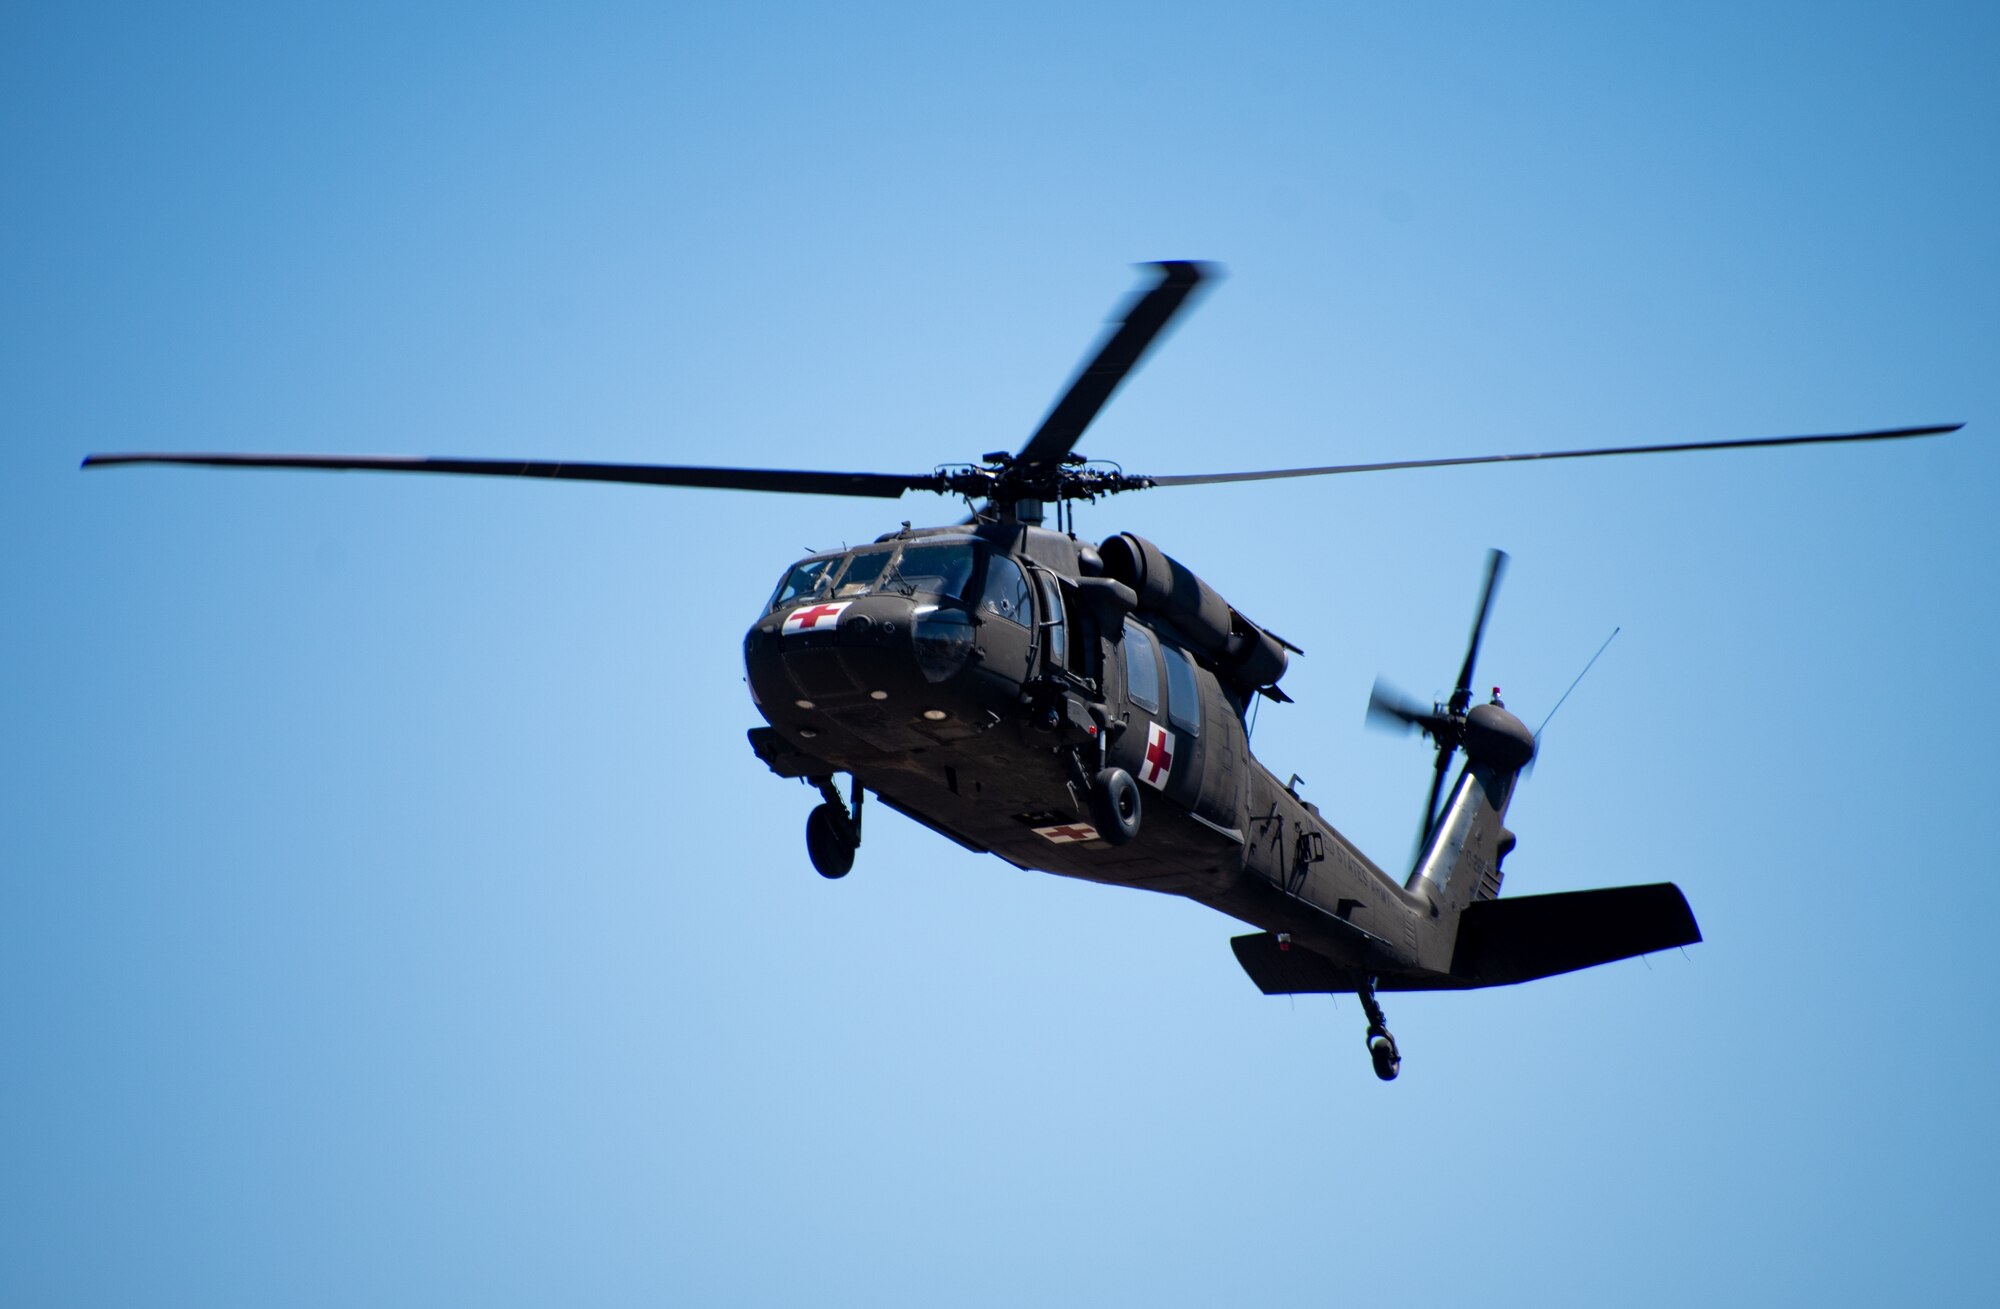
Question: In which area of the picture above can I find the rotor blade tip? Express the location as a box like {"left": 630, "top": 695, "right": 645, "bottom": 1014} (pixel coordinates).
{"left": 1143, "top": 259, "right": 1221, "bottom": 285}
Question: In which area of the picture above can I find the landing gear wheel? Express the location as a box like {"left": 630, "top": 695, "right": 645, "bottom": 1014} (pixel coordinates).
{"left": 1367, "top": 1030, "right": 1402, "bottom": 1082}
{"left": 805, "top": 802, "right": 855, "bottom": 879}
{"left": 1358, "top": 977, "right": 1401, "bottom": 1081}
{"left": 1089, "top": 767, "right": 1142, "bottom": 845}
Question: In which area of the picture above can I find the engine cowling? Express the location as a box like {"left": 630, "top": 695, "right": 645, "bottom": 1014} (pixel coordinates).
{"left": 1098, "top": 532, "right": 1289, "bottom": 690}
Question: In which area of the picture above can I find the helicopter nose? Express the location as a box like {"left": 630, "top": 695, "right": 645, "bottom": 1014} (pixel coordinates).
{"left": 745, "top": 594, "right": 935, "bottom": 710}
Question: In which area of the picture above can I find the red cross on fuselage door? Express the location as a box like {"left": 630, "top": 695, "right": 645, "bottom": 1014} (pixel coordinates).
{"left": 1139, "top": 721, "right": 1175, "bottom": 789}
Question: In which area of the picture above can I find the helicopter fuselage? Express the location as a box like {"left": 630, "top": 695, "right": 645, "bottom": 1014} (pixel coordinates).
{"left": 743, "top": 519, "right": 1528, "bottom": 986}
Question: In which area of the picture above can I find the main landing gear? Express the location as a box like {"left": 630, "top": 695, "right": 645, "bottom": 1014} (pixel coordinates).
{"left": 1088, "top": 766, "right": 1141, "bottom": 845}
{"left": 806, "top": 775, "right": 863, "bottom": 879}
{"left": 1060, "top": 730, "right": 1140, "bottom": 847}
{"left": 1358, "top": 978, "right": 1401, "bottom": 1082}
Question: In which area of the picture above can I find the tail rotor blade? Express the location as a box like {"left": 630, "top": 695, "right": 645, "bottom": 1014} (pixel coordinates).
{"left": 1449, "top": 548, "right": 1507, "bottom": 714}
{"left": 1377, "top": 548, "right": 1511, "bottom": 869}
{"left": 1366, "top": 678, "right": 1445, "bottom": 735}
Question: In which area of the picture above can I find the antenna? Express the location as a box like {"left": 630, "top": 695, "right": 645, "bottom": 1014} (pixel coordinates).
{"left": 1535, "top": 627, "right": 1620, "bottom": 741}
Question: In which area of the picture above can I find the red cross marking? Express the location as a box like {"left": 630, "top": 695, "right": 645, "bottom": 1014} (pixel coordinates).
{"left": 792, "top": 603, "right": 843, "bottom": 630}
{"left": 1046, "top": 824, "right": 1096, "bottom": 841}
{"left": 1141, "top": 723, "right": 1174, "bottom": 787}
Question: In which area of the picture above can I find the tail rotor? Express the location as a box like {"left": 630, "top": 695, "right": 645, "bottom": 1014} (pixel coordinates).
{"left": 1365, "top": 548, "right": 1508, "bottom": 863}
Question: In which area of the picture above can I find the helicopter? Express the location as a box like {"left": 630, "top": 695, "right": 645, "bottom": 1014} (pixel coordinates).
{"left": 84, "top": 261, "right": 1961, "bottom": 1081}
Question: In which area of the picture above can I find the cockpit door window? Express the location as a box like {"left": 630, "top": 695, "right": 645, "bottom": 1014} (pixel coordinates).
{"left": 979, "top": 555, "right": 1033, "bottom": 628}
{"left": 1034, "top": 570, "right": 1067, "bottom": 670}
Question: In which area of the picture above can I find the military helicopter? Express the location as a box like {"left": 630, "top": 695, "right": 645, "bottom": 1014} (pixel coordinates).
{"left": 85, "top": 262, "right": 1960, "bottom": 1080}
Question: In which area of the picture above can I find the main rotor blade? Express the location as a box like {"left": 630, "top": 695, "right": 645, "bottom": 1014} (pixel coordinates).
{"left": 80, "top": 452, "right": 937, "bottom": 499}
{"left": 1141, "top": 423, "right": 1963, "bottom": 487}
{"left": 1012, "top": 260, "right": 1216, "bottom": 475}
{"left": 1449, "top": 549, "right": 1507, "bottom": 716}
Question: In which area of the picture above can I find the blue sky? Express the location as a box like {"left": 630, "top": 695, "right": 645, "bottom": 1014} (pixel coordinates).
{"left": 6, "top": 3, "right": 1997, "bottom": 1304}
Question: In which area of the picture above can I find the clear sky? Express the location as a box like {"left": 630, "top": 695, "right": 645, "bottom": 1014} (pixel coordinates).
{"left": 6, "top": 3, "right": 1997, "bottom": 1304}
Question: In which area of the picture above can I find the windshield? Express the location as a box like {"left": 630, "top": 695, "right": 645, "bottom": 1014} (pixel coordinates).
{"left": 768, "top": 555, "right": 840, "bottom": 611}
{"left": 833, "top": 547, "right": 895, "bottom": 597}
{"left": 768, "top": 540, "right": 978, "bottom": 612}
{"left": 889, "top": 540, "right": 976, "bottom": 599}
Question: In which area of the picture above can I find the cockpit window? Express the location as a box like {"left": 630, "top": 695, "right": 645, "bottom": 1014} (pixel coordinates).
{"left": 768, "top": 556, "right": 839, "bottom": 611}
{"left": 769, "top": 539, "right": 981, "bottom": 613}
{"left": 889, "top": 541, "right": 976, "bottom": 600}
{"left": 833, "top": 547, "right": 895, "bottom": 597}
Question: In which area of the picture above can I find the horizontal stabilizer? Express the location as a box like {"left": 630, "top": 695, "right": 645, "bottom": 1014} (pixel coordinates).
{"left": 1230, "top": 882, "right": 1700, "bottom": 995}
{"left": 1447, "top": 882, "right": 1700, "bottom": 987}
{"left": 1229, "top": 933, "right": 1361, "bottom": 995}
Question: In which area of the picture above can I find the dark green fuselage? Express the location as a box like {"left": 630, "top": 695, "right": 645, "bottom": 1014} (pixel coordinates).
{"left": 745, "top": 520, "right": 1676, "bottom": 995}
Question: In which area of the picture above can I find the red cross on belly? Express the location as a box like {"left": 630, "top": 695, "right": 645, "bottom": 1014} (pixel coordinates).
{"left": 1032, "top": 822, "right": 1102, "bottom": 844}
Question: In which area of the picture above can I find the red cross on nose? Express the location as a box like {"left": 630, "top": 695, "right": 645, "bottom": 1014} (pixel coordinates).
{"left": 792, "top": 604, "right": 843, "bottom": 629}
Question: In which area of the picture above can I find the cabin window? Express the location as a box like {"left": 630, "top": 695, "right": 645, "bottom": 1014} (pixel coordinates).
{"left": 1123, "top": 621, "right": 1160, "bottom": 712}
{"left": 980, "top": 555, "right": 1032, "bottom": 627}
{"left": 1035, "top": 570, "right": 1067, "bottom": 669}
{"left": 1162, "top": 645, "right": 1201, "bottom": 737}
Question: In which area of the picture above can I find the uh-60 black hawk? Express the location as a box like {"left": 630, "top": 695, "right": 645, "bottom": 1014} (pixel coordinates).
{"left": 86, "top": 262, "right": 1961, "bottom": 1080}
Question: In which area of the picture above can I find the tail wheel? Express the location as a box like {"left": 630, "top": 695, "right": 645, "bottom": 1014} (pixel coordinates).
{"left": 1368, "top": 1031, "right": 1401, "bottom": 1081}
{"left": 806, "top": 802, "right": 856, "bottom": 878}
{"left": 1089, "top": 767, "right": 1142, "bottom": 845}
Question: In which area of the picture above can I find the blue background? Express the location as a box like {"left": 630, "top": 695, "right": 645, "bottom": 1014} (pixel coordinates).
{"left": 6, "top": 3, "right": 1996, "bottom": 1303}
